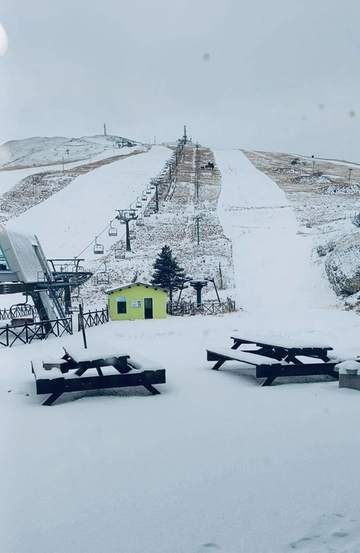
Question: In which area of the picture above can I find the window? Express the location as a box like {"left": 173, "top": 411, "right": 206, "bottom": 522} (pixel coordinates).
{"left": 116, "top": 297, "right": 127, "bottom": 314}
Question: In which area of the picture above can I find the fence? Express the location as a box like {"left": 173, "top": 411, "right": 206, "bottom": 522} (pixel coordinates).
{"left": 78, "top": 307, "right": 109, "bottom": 331}
{"left": 167, "top": 300, "right": 236, "bottom": 316}
{"left": 0, "top": 304, "right": 36, "bottom": 321}
{"left": 0, "top": 317, "right": 73, "bottom": 347}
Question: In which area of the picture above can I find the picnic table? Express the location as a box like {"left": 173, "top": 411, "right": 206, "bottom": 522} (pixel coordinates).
{"left": 32, "top": 342, "right": 166, "bottom": 405}
{"left": 207, "top": 334, "right": 338, "bottom": 386}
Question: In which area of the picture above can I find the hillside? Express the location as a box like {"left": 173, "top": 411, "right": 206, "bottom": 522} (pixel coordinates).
{"left": 0, "top": 134, "right": 139, "bottom": 169}
{"left": 1, "top": 135, "right": 360, "bottom": 312}
{"left": 3, "top": 137, "right": 360, "bottom": 553}
{"left": 243, "top": 149, "right": 360, "bottom": 311}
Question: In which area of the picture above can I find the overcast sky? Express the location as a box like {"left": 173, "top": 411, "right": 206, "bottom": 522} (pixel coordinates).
{"left": 1, "top": 0, "right": 360, "bottom": 162}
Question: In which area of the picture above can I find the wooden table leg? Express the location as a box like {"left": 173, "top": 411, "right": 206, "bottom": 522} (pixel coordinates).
{"left": 42, "top": 391, "right": 63, "bottom": 406}
{"left": 261, "top": 375, "right": 277, "bottom": 386}
{"left": 212, "top": 359, "right": 226, "bottom": 370}
{"left": 144, "top": 384, "right": 161, "bottom": 395}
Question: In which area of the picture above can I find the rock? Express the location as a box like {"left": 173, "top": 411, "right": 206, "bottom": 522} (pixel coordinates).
{"left": 325, "top": 239, "right": 360, "bottom": 295}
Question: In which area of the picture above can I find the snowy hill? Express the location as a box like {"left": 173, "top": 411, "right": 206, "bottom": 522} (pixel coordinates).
{"left": 3, "top": 137, "right": 360, "bottom": 553}
{"left": 0, "top": 134, "right": 139, "bottom": 169}
{"left": 2, "top": 136, "right": 360, "bottom": 312}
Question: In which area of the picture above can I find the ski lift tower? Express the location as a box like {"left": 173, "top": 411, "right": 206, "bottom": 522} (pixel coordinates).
{"left": 189, "top": 280, "right": 208, "bottom": 307}
{"left": 116, "top": 209, "right": 138, "bottom": 251}
{"left": 183, "top": 125, "right": 187, "bottom": 145}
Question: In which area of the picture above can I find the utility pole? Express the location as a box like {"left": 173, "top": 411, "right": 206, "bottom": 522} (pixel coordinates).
{"left": 116, "top": 209, "right": 138, "bottom": 251}
{"left": 104, "top": 124, "right": 107, "bottom": 136}
{"left": 151, "top": 179, "right": 160, "bottom": 212}
{"left": 349, "top": 168, "right": 353, "bottom": 183}
{"left": 195, "top": 215, "right": 201, "bottom": 245}
{"left": 195, "top": 142, "right": 200, "bottom": 200}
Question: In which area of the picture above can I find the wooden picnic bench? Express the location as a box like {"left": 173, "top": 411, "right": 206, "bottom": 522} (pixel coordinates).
{"left": 32, "top": 342, "right": 166, "bottom": 405}
{"left": 207, "top": 334, "right": 339, "bottom": 386}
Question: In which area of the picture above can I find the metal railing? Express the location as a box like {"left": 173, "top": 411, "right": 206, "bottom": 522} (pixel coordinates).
{"left": 167, "top": 300, "right": 236, "bottom": 316}
{"left": 78, "top": 307, "right": 109, "bottom": 331}
{"left": 0, "top": 317, "right": 73, "bottom": 347}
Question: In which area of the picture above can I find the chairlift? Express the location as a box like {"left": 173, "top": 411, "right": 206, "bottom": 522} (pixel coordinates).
{"left": 70, "top": 295, "right": 84, "bottom": 312}
{"left": 72, "top": 265, "right": 85, "bottom": 272}
{"left": 108, "top": 221, "right": 118, "bottom": 237}
{"left": 114, "top": 248, "right": 125, "bottom": 260}
{"left": 96, "top": 272, "right": 110, "bottom": 285}
{"left": 93, "top": 237, "right": 104, "bottom": 255}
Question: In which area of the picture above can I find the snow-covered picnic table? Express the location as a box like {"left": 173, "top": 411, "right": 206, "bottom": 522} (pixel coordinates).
{"left": 230, "top": 334, "right": 333, "bottom": 363}
{"left": 207, "top": 334, "right": 338, "bottom": 386}
{"left": 31, "top": 341, "right": 166, "bottom": 405}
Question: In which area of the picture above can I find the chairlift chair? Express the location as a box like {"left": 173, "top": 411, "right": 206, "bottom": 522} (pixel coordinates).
{"left": 114, "top": 248, "right": 125, "bottom": 260}
{"left": 108, "top": 222, "right": 118, "bottom": 237}
{"left": 141, "top": 193, "right": 147, "bottom": 201}
{"left": 70, "top": 295, "right": 83, "bottom": 312}
{"left": 96, "top": 272, "right": 110, "bottom": 285}
{"left": 136, "top": 215, "right": 144, "bottom": 226}
{"left": 146, "top": 188, "right": 151, "bottom": 194}
{"left": 136, "top": 198, "right": 142, "bottom": 208}
{"left": 93, "top": 237, "right": 104, "bottom": 255}
{"left": 129, "top": 230, "right": 136, "bottom": 240}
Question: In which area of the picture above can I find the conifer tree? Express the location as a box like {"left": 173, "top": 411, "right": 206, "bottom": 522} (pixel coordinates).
{"left": 150, "top": 245, "right": 187, "bottom": 303}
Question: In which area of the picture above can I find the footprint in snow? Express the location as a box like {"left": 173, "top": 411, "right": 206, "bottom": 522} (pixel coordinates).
{"left": 286, "top": 513, "right": 360, "bottom": 552}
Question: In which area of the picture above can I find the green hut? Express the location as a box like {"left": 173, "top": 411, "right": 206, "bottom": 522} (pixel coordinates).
{"left": 107, "top": 282, "right": 167, "bottom": 321}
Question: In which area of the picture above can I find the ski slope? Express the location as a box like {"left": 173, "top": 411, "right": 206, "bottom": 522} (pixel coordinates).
{"left": 6, "top": 145, "right": 171, "bottom": 259}
{"left": 215, "top": 149, "right": 335, "bottom": 314}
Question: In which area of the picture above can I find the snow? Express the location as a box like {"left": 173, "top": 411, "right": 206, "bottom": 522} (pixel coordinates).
{"left": 230, "top": 333, "right": 333, "bottom": 350}
{"left": 6, "top": 145, "right": 171, "bottom": 258}
{"left": 63, "top": 341, "right": 128, "bottom": 362}
{"left": 336, "top": 360, "right": 360, "bottom": 375}
{"left": 0, "top": 135, "right": 139, "bottom": 169}
{"left": 206, "top": 346, "right": 282, "bottom": 365}
{"left": 2, "top": 145, "right": 360, "bottom": 553}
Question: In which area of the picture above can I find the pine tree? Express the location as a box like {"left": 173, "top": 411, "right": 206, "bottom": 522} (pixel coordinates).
{"left": 150, "top": 245, "right": 187, "bottom": 303}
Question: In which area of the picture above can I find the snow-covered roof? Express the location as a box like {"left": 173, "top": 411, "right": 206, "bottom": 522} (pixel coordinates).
{"left": 0, "top": 224, "right": 50, "bottom": 283}
{"left": 106, "top": 281, "right": 168, "bottom": 294}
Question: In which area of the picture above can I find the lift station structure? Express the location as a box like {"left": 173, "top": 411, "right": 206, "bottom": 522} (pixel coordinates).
{"left": 0, "top": 225, "right": 92, "bottom": 332}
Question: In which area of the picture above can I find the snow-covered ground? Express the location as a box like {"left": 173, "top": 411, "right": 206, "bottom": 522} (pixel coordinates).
{"left": 0, "top": 134, "right": 139, "bottom": 169}
{"left": 6, "top": 145, "right": 171, "bottom": 259}
{"left": 1, "top": 146, "right": 360, "bottom": 553}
